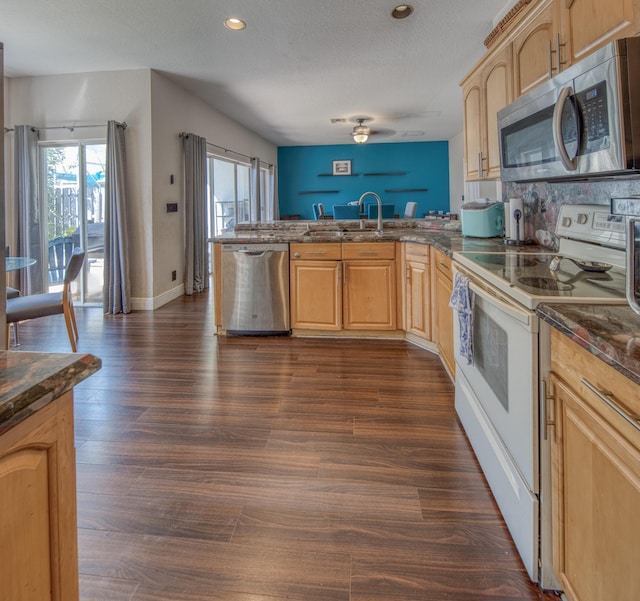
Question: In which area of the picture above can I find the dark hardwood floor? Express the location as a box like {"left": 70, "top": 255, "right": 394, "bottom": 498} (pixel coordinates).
{"left": 12, "top": 293, "right": 559, "bottom": 600}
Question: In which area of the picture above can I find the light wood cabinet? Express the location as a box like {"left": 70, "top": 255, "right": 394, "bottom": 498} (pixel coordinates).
{"left": 403, "top": 242, "right": 431, "bottom": 340}
{"left": 561, "top": 0, "right": 639, "bottom": 65}
{"left": 290, "top": 242, "right": 397, "bottom": 332}
{"left": 462, "top": 44, "right": 513, "bottom": 181}
{"left": 431, "top": 248, "right": 455, "bottom": 378}
{"left": 512, "top": 0, "right": 562, "bottom": 97}
{"left": 549, "top": 329, "right": 640, "bottom": 601}
{"left": 0, "top": 392, "right": 79, "bottom": 601}
{"left": 290, "top": 259, "right": 342, "bottom": 330}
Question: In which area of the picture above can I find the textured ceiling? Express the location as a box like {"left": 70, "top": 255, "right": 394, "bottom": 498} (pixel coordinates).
{"left": 0, "top": 0, "right": 514, "bottom": 146}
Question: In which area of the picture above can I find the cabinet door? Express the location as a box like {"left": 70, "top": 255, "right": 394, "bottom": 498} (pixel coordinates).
{"left": 463, "top": 78, "right": 483, "bottom": 181}
{"left": 343, "top": 260, "right": 396, "bottom": 330}
{"left": 484, "top": 45, "right": 513, "bottom": 178}
{"left": 434, "top": 265, "right": 455, "bottom": 378}
{"left": 550, "top": 374, "right": 640, "bottom": 601}
{"left": 0, "top": 393, "right": 79, "bottom": 601}
{"left": 406, "top": 260, "right": 431, "bottom": 340}
{"left": 462, "top": 46, "right": 512, "bottom": 181}
{"left": 431, "top": 249, "right": 454, "bottom": 377}
{"left": 563, "top": 0, "right": 637, "bottom": 64}
{"left": 290, "top": 260, "right": 341, "bottom": 330}
{"left": 513, "top": 0, "right": 560, "bottom": 97}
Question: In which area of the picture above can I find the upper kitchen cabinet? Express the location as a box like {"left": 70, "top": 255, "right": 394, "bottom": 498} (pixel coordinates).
{"left": 461, "top": 44, "right": 513, "bottom": 181}
{"left": 560, "top": 0, "right": 640, "bottom": 65}
{"left": 512, "top": 0, "right": 562, "bottom": 97}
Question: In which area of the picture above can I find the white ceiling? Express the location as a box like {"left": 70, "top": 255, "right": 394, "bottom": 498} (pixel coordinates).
{"left": 0, "top": 0, "right": 514, "bottom": 147}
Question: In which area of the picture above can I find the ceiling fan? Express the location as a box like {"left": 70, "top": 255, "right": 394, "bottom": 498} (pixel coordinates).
{"left": 352, "top": 118, "right": 371, "bottom": 144}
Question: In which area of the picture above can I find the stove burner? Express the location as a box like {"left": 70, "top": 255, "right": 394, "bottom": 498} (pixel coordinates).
{"left": 517, "top": 277, "right": 574, "bottom": 292}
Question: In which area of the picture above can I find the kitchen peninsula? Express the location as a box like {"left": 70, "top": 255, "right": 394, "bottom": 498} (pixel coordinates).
{"left": 1, "top": 351, "right": 101, "bottom": 601}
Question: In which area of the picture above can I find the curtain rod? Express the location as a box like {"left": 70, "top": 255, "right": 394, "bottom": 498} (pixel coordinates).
{"left": 179, "top": 132, "right": 272, "bottom": 168}
{"left": 5, "top": 121, "right": 127, "bottom": 133}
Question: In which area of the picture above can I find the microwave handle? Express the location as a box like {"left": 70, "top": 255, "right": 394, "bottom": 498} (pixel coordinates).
{"left": 552, "top": 86, "right": 579, "bottom": 171}
{"left": 627, "top": 218, "right": 640, "bottom": 316}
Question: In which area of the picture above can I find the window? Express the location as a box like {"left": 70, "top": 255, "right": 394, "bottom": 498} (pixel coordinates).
{"left": 40, "top": 142, "right": 106, "bottom": 305}
{"left": 207, "top": 156, "right": 250, "bottom": 238}
{"left": 206, "top": 154, "right": 273, "bottom": 238}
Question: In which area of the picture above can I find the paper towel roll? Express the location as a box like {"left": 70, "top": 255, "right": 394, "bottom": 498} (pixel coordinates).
{"left": 508, "top": 198, "right": 524, "bottom": 241}
{"left": 503, "top": 200, "right": 511, "bottom": 239}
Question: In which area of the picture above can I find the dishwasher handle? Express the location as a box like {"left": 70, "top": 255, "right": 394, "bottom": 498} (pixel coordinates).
{"left": 236, "top": 249, "right": 268, "bottom": 257}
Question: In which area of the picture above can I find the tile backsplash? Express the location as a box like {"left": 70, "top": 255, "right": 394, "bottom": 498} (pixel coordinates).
{"left": 503, "top": 179, "right": 640, "bottom": 249}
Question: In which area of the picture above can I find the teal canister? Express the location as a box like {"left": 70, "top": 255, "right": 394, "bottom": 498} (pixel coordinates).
{"left": 460, "top": 201, "right": 505, "bottom": 238}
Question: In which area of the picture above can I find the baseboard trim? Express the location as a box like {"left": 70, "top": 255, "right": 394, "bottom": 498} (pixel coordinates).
{"left": 130, "top": 284, "right": 185, "bottom": 311}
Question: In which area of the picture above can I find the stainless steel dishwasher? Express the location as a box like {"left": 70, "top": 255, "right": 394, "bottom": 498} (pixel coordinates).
{"left": 221, "top": 243, "right": 290, "bottom": 335}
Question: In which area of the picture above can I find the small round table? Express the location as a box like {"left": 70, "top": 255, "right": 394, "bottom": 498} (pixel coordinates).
{"left": 6, "top": 257, "right": 36, "bottom": 272}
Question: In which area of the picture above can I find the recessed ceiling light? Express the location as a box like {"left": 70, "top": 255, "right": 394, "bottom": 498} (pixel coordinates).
{"left": 391, "top": 4, "right": 414, "bottom": 19}
{"left": 224, "top": 17, "right": 246, "bottom": 31}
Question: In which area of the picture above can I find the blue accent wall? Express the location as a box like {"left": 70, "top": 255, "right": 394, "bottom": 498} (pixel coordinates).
{"left": 278, "top": 141, "right": 450, "bottom": 220}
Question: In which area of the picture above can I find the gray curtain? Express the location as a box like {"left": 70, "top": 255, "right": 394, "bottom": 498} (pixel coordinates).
{"left": 103, "top": 120, "right": 131, "bottom": 314}
{"left": 250, "top": 156, "right": 261, "bottom": 222}
{"left": 14, "top": 125, "right": 45, "bottom": 294}
{"left": 267, "top": 164, "right": 279, "bottom": 221}
{"left": 183, "top": 133, "right": 208, "bottom": 295}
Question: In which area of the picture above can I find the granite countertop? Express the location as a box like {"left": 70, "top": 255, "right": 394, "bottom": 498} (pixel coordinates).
{"left": 210, "top": 219, "right": 511, "bottom": 257}
{"left": 0, "top": 351, "right": 101, "bottom": 434}
{"left": 538, "top": 304, "right": 640, "bottom": 386}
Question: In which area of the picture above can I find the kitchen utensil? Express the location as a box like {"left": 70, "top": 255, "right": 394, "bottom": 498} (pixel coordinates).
{"left": 549, "top": 255, "right": 613, "bottom": 273}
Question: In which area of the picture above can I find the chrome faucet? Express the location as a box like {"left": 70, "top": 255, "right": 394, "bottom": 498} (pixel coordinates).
{"left": 358, "top": 191, "right": 383, "bottom": 233}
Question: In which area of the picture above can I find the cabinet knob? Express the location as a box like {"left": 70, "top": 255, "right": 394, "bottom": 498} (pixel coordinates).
{"left": 294, "top": 252, "right": 301, "bottom": 258}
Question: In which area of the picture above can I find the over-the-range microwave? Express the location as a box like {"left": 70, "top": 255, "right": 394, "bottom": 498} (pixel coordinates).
{"left": 498, "top": 37, "right": 640, "bottom": 182}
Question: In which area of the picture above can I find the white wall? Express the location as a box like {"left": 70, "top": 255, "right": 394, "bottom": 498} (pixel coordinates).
{"left": 5, "top": 69, "right": 154, "bottom": 302}
{"left": 149, "top": 72, "right": 277, "bottom": 302}
{"left": 448, "top": 130, "right": 465, "bottom": 215}
{"left": 4, "top": 68, "right": 278, "bottom": 309}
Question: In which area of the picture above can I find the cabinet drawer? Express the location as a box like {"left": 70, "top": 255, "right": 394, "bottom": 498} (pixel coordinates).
{"left": 342, "top": 242, "right": 396, "bottom": 260}
{"left": 405, "top": 242, "right": 430, "bottom": 263}
{"left": 550, "top": 328, "right": 640, "bottom": 438}
{"left": 432, "top": 248, "right": 452, "bottom": 281}
{"left": 290, "top": 243, "right": 342, "bottom": 260}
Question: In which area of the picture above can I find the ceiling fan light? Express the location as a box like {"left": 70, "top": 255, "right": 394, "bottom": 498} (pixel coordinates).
{"left": 352, "top": 122, "right": 370, "bottom": 144}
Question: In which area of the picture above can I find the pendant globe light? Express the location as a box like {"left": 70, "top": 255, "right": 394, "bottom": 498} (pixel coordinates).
{"left": 352, "top": 119, "right": 370, "bottom": 144}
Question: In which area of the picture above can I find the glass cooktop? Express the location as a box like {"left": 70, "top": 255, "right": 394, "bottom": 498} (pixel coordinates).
{"left": 453, "top": 251, "right": 627, "bottom": 310}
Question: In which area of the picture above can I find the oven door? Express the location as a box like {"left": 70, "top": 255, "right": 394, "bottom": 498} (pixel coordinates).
{"left": 451, "top": 266, "right": 540, "bottom": 581}
{"left": 453, "top": 272, "right": 539, "bottom": 490}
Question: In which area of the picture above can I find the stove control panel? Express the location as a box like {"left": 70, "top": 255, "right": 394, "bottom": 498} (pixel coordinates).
{"left": 556, "top": 204, "right": 626, "bottom": 249}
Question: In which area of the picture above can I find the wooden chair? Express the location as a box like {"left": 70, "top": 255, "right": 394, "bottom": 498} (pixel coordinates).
{"left": 6, "top": 249, "right": 85, "bottom": 352}
{"left": 48, "top": 236, "right": 74, "bottom": 285}
{"left": 404, "top": 201, "right": 418, "bottom": 218}
{"left": 367, "top": 204, "right": 395, "bottom": 219}
{"left": 6, "top": 246, "right": 21, "bottom": 346}
{"left": 333, "top": 204, "right": 360, "bottom": 219}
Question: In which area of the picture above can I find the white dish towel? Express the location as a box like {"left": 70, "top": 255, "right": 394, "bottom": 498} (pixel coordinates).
{"left": 449, "top": 271, "right": 474, "bottom": 364}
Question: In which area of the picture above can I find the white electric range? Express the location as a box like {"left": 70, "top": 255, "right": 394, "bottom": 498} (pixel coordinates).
{"left": 450, "top": 204, "right": 628, "bottom": 592}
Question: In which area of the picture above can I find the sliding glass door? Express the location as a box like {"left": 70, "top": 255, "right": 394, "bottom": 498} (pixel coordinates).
{"left": 207, "top": 156, "right": 251, "bottom": 237}
{"left": 40, "top": 142, "right": 106, "bottom": 305}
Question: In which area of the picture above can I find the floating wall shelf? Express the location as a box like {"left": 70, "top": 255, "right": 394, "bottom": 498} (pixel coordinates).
{"left": 317, "top": 173, "right": 360, "bottom": 177}
{"left": 363, "top": 171, "right": 408, "bottom": 176}
{"left": 298, "top": 190, "right": 340, "bottom": 195}
{"left": 384, "top": 188, "right": 429, "bottom": 193}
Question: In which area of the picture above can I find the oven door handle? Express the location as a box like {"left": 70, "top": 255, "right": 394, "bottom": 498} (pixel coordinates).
{"left": 467, "top": 280, "right": 533, "bottom": 328}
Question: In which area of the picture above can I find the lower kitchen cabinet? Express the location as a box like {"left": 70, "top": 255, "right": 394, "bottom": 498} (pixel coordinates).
{"left": 0, "top": 392, "right": 79, "bottom": 601}
{"left": 290, "top": 258, "right": 342, "bottom": 330}
{"left": 403, "top": 242, "right": 431, "bottom": 340}
{"left": 343, "top": 259, "right": 396, "bottom": 330}
{"left": 290, "top": 242, "right": 397, "bottom": 331}
{"left": 431, "top": 247, "right": 455, "bottom": 378}
{"left": 550, "top": 329, "right": 640, "bottom": 601}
